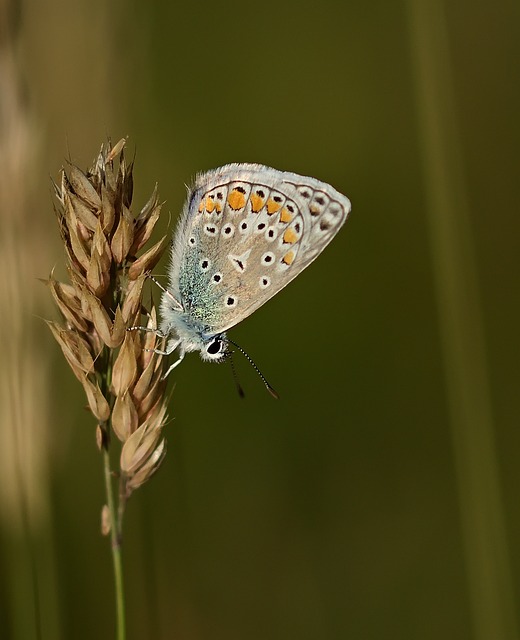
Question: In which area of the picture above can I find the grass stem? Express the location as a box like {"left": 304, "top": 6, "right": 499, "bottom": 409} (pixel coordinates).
{"left": 103, "top": 448, "right": 126, "bottom": 640}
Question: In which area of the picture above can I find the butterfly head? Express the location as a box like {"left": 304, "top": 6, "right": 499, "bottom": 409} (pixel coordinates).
{"left": 161, "top": 311, "right": 229, "bottom": 364}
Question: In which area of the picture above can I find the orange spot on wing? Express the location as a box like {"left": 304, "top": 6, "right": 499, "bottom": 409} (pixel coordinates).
{"left": 279, "top": 207, "right": 293, "bottom": 223}
{"left": 267, "top": 199, "right": 282, "bottom": 215}
{"left": 283, "top": 228, "right": 298, "bottom": 244}
{"left": 228, "top": 189, "right": 246, "bottom": 210}
{"left": 206, "top": 197, "right": 216, "bottom": 213}
{"left": 250, "top": 193, "right": 265, "bottom": 213}
{"left": 198, "top": 198, "right": 205, "bottom": 212}
{"left": 282, "top": 250, "right": 295, "bottom": 265}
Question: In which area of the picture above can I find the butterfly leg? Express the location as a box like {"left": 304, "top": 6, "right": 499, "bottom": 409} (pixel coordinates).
{"left": 127, "top": 325, "right": 169, "bottom": 354}
{"left": 127, "top": 325, "right": 166, "bottom": 336}
{"left": 148, "top": 336, "right": 180, "bottom": 356}
{"left": 127, "top": 323, "right": 185, "bottom": 378}
{"left": 161, "top": 340, "right": 185, "bottom": 379}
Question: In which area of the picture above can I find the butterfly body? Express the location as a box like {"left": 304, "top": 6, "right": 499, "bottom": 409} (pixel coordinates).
{"left": 159, "top": 163, "right": 351, "bottom": 375}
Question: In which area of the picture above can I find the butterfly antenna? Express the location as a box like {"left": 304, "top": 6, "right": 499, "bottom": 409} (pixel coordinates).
{"left": 227, "top": 338, "right": 279, "bottom": 399}
{"left": 228, "top": 351, "right": 246, "bottom": 399}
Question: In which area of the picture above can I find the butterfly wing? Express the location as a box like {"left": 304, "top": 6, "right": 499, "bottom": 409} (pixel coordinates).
{"left": 167, "top": 163, "right": 351, "bottom": 335}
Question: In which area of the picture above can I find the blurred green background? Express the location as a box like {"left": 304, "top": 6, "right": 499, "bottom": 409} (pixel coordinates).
{"left": 1, "top": 0, "right": 519, "bottom": 638}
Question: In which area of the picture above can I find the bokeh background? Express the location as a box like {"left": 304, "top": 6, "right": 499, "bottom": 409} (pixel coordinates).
{"left": 1, "top": 0, "right": 519, "bottom": 638}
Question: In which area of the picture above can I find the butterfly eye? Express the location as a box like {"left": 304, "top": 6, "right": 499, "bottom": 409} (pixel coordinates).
{"left": 204, "top": 336, "right": 227, "bottom": 360}
{"left": 207, "top": 338, "right": 222, "bottom": 355}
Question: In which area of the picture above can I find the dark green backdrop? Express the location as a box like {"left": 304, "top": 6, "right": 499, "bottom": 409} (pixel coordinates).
{"left": 1, "top": 0, "right": 519, "bottom": 639}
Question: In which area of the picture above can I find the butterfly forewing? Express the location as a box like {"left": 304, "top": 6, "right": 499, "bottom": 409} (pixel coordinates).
{"left": 172, "top": 164, "right": 351, "bottom": 334}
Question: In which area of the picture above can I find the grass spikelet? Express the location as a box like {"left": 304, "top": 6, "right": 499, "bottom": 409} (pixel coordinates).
{"left": 47, "top": 139, "right": 169, "bottom": 639}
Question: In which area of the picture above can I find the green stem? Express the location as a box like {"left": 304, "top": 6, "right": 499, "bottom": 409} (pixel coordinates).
{"left": 103, "top": 448, "right": 126, "bottom": 640}
{"left": 101, "top": 283, "right": 127, "bottom": 639}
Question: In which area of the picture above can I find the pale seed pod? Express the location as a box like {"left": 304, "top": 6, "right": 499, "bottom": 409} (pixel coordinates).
{"left": 68, "top": 164, "right": 102, "bottom": 210}
{"left": 128, "top": 236, "right": 167, "bottom": 280}
{"left": 112, "top": 392, "right": 139, "bottom": 443}
{"left": 69, "top": 191, "right": 99, "bottom": 232}
{"left": 101, "top": 505, "right": 111, "bottom": 536}
{"left": 121, "top": 274, "right": 146, "bottom": 324}
{"left": 111, "top": 307, "right": 126, "bottom": 348}
{"left": 100, "top": 183, "right": 116, "bottom": 234}
{"left": 126, "top": 440, "right": 167, "bottom": 492}
{"left": 111, "top": 205, "right": 134, "bottom": 264}
{"left": 46, "top": 322, "right": 93, "bottom": 378}
{"left": 80, "top": 376, "right": 111, "bottom": 422}
{"left": 112, "top": 332, "right": 138, "bottom": 396}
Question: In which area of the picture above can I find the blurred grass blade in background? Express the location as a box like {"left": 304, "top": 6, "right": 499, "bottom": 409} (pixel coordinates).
{"left": 406, "top": 2, "right": 518, "bottom": 639}
{"left": 0, "top": 1, "right": 62, "bottom": 638}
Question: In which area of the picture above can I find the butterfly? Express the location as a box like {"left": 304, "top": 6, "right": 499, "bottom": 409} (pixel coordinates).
{"left": 157, "top": 163, "right": 351, "bottom": 387}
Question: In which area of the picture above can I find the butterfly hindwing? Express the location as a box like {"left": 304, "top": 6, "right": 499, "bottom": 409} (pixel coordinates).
{"left": 169, "top": 164, "right": 351, "bottom": 335}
